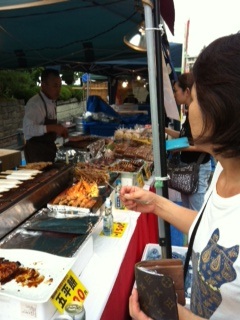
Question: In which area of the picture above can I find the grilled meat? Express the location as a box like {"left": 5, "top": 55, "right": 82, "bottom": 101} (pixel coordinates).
{"left": 0, "top": 258, "right": 21, "bottom": 284}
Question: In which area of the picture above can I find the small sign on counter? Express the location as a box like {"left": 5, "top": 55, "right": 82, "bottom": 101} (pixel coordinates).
{"left": 51, "top": 270, "right": 88, "bottom": 314}
{"left": 100, "top": 222, "right": 128, "bottom": 238}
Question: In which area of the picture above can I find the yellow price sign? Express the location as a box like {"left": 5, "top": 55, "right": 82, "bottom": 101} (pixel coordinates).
{"left": 51, "top": 270, "right": 88, "bottom": 314}
{"left": 100, "top": 222, "right": 128, "bottom": 238}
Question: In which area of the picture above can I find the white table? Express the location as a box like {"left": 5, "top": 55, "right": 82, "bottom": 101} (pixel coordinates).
{"left": 80, "top": 208, "right": 140, "bottom": 320}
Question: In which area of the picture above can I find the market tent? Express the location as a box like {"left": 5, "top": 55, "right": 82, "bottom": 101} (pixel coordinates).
{"left": 94, "top": 42, "right": 182, "bottom": 75}
{"left": 0, "top": 0, "right": 176, "bottom": 76}
{"left": 0, "top": 0, "right": 177, "bottom": 258}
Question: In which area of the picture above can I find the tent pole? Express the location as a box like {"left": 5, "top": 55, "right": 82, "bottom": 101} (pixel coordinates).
{"left": 153, "top": 0, "right": 172, "bottom": 258}
{"left": 142, "top": 0, "right": 172, "bottom": 258}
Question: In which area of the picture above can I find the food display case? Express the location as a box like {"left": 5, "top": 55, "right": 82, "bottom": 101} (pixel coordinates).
{"left": 0, "top": 163, "right": 74, "bottom": 240}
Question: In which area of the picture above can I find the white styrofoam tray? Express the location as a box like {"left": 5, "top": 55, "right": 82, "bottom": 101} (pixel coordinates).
{"left": 0, "top": 236, "right": 93, "bottom": 320}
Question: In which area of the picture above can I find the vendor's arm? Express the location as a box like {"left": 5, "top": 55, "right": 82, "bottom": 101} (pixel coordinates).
{"left": 46, "top": 124, "right": 68, "bottom": 138}
{"left": 120, "top": 186, "right": 196, "bottom": 234}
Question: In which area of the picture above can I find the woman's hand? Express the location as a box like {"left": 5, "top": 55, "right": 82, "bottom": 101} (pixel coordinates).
{"left": 120, "top": 186, "right": 157, "bottom": 213}
{"left": 130, "top": 288, "right": 206, "bottom": 320}
{"left": 129, "top": 288, "right": 153, "bottom": 320}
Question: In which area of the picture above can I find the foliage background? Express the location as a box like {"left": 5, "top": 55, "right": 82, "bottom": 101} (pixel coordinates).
{"left": 0, "top": 69, "right": 83, "bottom": 103}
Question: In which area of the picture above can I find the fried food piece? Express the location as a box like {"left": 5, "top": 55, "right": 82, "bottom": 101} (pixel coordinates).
{"left": 0, "top": 258, "right": 21, "bottom": 284}
{"left": 15, "top": 267, "right": 45, "bottom": 288}
{"left": 50, "top": 179, "right": 99, "bottom": 207}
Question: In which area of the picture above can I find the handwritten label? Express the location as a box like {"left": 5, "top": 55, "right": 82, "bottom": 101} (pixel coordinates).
{"left": 100, "top": 222, "right": 128, "bottom": 238}
{"left": 20, "top": 303, "right": 37, "bottom": 319}
{"left": 51, "top": 270, "right": 88, "bottom": 314}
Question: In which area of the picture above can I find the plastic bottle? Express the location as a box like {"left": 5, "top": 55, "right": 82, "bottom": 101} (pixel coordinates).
{"left": 103, "top": 197, "right": 113, "bottom": 236}
{"left": 115, "top": 179, "right": 123, "bottom": 209}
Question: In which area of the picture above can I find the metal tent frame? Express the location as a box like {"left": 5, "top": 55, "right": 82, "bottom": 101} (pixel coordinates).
{"left": 142, "top": 0, "right": 172, "bottom": 258}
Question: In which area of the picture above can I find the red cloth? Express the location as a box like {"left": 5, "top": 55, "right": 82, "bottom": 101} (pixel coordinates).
{"left": 101, "top": 213, "right": 159, "bottom": 320}
{"left": 161, "top": 0, "right": 175, "bottom": 35}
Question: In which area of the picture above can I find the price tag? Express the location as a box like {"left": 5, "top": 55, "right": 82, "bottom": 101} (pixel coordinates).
{"left": 51, "top": 270, "right": 88, "bottom": 314}
{"left": 100, "top": 222, "right": 128, "bottom": 238}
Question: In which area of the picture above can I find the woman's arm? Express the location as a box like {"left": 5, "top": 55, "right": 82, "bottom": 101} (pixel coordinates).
{"left": 177, "top": 304, "right": 207, "bottom": 320}
{"left": 181, "top": 144, "right": 209, "bottom": 153}
{"left": 120, "top": 186, "right": 196, "bottom": 234}
{"left": 129, "top": 288, "right": 207, "bottom": 320}
{"left": 165, "top": 127, "right": 180, "bottom": 139}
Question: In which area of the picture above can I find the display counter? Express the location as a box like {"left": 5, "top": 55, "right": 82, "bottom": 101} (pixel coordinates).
{"left": 0, "top": 152, "right": 158, "bottom": 319}
{"left": 79, "top": 209, "right": 158, "bottom": 320}
{"left": 50, "top": 208, "right": 158, "bottom": 320}
{"left": 100, "top": 210, "right": 158, "bottom": 320}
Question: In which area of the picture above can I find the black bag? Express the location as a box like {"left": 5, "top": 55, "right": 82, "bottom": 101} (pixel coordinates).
{"left": 167, "top": 153, "right": 206, "bottom": 195}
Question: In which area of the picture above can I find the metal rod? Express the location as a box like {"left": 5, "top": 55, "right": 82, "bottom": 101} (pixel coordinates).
{"left": 142, "top": 0, "right": 172, "bottom": 258}
{"left": 154, "top": 0, "right": 172, "bottom": 258}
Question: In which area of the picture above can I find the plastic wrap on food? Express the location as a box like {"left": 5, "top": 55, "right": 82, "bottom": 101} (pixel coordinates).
{"left": 55, "top": 147, "right": 91, "bottom": 163}
{"left": 47, "top": 203, "right": 90, "bottom": 218}
{"left": 109, "top": 159, "right": 145, "bottom": 173}
{"left": 87, "top": 138, "right": 105, "bottom": 159}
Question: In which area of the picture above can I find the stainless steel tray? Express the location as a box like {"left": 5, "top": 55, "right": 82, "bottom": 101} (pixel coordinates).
{"left": 0, "top": 208, "right": 102, "bottom": 257}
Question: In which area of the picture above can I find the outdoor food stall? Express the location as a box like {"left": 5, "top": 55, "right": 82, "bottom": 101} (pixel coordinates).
{"left": 0, "top": 129, "right": 158, "bottom": 320}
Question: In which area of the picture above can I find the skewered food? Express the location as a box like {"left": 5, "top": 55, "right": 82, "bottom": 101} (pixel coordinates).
{"left": 74, "top": 163, "right": 109, "bottom": 184}
{"left": 51, "top": 179, "right": 99, "bottom": 208}
{"left": 24, "top": 162, "right": 52, "bottom": 170}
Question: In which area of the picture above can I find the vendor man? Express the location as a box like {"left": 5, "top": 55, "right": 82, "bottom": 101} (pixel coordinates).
{"left": 23, "top": 68, "right": 68, "bottom": 163}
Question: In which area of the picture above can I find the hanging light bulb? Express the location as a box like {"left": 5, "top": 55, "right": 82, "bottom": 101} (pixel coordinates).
{"left": 122, "top": 81, "right": 128, "bottom": 88}
{"left": 123, "top": 21, "right": 146, "bottom": 52}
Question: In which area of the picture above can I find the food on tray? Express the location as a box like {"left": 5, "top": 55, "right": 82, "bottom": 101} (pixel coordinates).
{"left": 109, "top": 160, "right": 144, "bottom": 173}
{"left": 113, "top": 142, "right": 129, "bottom": 155}
{"left": 0, "top": 257, "right": 45, "bottom": 288}
{"left": 15, "top": 266, "right": 45, "bottom": 288}
{"left": 0, "top": 258, "right": 20, "bottom": 284}
{"left": 51, "top": 179, "right": 98, "bottom": 208}
{"left": 114, "top": 128, "right": 125, "bottom": 140}
{"left": 110, "top": 139, "right": 153, "bottom": 161}
{"left": 3, "top": 169, "right": 40, "bottom": 175}
{"left": 74, "top": 163, "right": 110, "bottom": 184}
{"left": 24, "top": 162, "right": 52, "bottom": 170}
{"left": 114, "top": 128, "right": 152, "bottom": 143}
{"left": 135, "top": 145, "right": 153, "bottom": 161}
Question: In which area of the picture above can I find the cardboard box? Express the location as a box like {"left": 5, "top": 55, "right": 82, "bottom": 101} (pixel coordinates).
{"left": 0, "top": 149, "right": 21, "bottom": 171}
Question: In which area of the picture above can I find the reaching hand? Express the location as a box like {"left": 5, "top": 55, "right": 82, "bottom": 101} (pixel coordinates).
{"left": 47, "top": 124, "right": 68, "bottom": 138}
{"left": 120, "top": 186, "right": 157, "bottom": 213}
